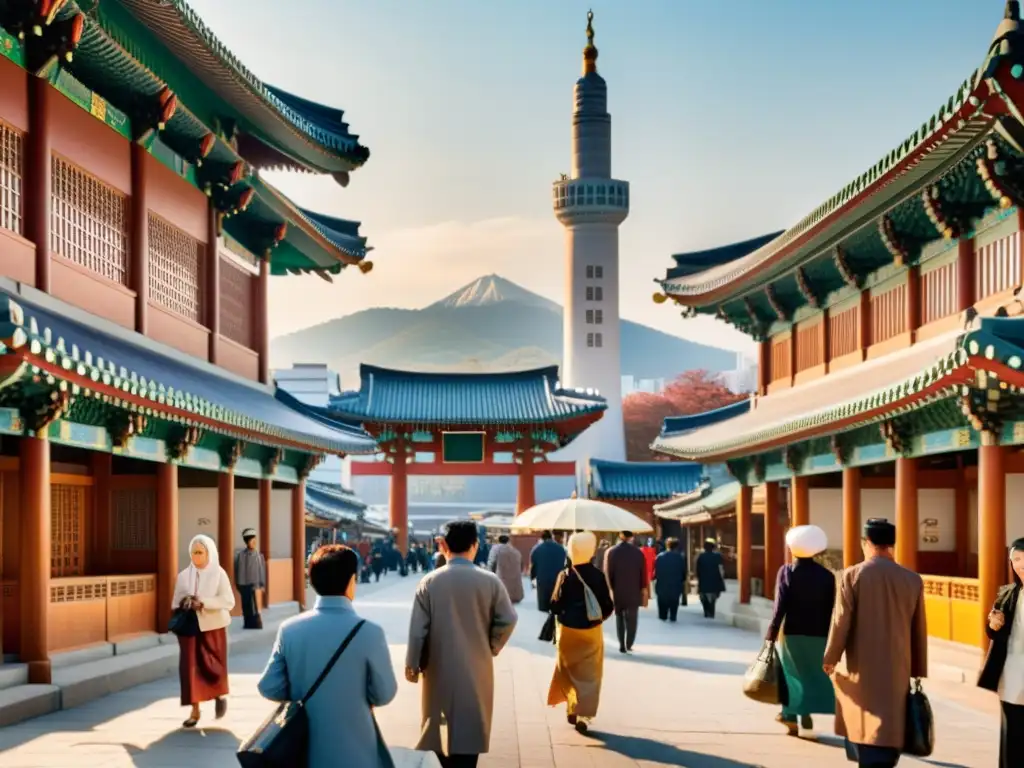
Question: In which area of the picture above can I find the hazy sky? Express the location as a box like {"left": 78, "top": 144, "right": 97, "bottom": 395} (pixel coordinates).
{"left": 186, "top": 0, "right": 1004, "bottom": 353}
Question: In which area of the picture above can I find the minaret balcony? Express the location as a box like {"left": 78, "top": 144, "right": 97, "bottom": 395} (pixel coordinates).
{"left": 552, "top": 178, "right": 629, "bottom": 224}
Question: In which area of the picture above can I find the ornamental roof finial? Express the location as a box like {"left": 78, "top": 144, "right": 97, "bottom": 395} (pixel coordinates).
{"left": 1009, "top": 1, "right": 1021, "bottom": 21}
{"left": 582, "top": 9, "right": 598, "bottom": 75}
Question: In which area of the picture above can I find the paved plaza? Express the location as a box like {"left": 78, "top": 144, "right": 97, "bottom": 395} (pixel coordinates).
{"left": 0, "top": 574, "right": 1002, "bottom": 767}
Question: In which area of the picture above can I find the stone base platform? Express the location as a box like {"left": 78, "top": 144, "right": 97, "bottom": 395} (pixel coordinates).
{"left": 0, "top": 602, "right": 299, "bottom": 728}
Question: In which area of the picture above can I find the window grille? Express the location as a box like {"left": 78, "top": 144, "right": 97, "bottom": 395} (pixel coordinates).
{"left": 595, "top": 333, "right": 603, "bottom": 348}
{"left": 587, "top": 332, "right": 594, "bottom": 348}
{"left": 149, "top": 212, "right": 204, "bottom": 322}
{"left": 112, "top": 488, "right": 156, "bottom": 550}
{"left": 51, "top": 484, "right": 85, "bottom": 578}
{"left": 220, "top": 256, "right": 254, "bottom": 348}
{"left": 594, "top": 286, "right": 603, "bottom": 301}
{"left": 586, "top": 265, "right": 594, "bottom": 279}
{"left": 595, "top": 309, "right": 603, "bottom": 324}
{"left": 586, "top": 309, "right": 594, "bottom": 324}
{"left": 0, "top": 122, "right": 22, "bottom": 234}
{"left": 595, "top": 265, "right": 603, "bottom": 279}
{"left": 51, "top": 156, "right": 128, "bottom": 285}
{"left": 586, "top": 286, "right": 594, "bottom": 301}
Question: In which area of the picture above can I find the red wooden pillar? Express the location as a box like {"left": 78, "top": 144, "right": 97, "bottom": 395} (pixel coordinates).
{"left": 20, "top": 436, "right": 51, "bottom": 683}
{"left": 26, "top": 75, "right": 51, "bottom": 291}
{"left": 206, "top": 206, "right": 221, "bottom": 363}
{"left": 130, "top": 141, "right": 149, "bottom": 334}
{"left": 257, "top": 258, "right": 270, "bottom": 384}
{"left": 515, "top": 459, "right": 536, "bottom": 515}
{"left": 895, "top": 457, "right": 919, "bottom": 571}
{"left": 259, "top": 479, "right": 272, "bottom": 604}
{"left": 978, "top": 443, "right": 1007, "bottom": 640}
{"left": 790, "top": 475, "right": 810, "bottom": 528}
{"left": 858, "top": 291, "right": 871, "bottom": 359}
{"left": 957, "top": 237, "right": 976, "bottom": 312}
{"left": 217, "top": 471, "right": 234, "bottom": 580}
{"left": 821, "top": 311, "right": 832, "bottom": 373}
{"left": 390, "top": 459, "right": 409, "bottom": 555}
{"left": 91, "top": 453, "right": 113, "bottom": 574}
{"left": 842, "top": 466, "right": 862, "bottom": 569}
{"left": 906, "top": 265, "right": 921, "bottom": 340}
{"left": 787, "top": 330, "right": 797, "bottom": 387}
{"left": 737, "top": 485, "right": 753, "bottom": 603}
{"left": 292, "top": 480, "right": 306, "bottom": 610}
{"left": 156, "top": 462, "right": 179, "bottom": 636}
{"left": 763, "top": 481, "right": 784, "bottom": 597}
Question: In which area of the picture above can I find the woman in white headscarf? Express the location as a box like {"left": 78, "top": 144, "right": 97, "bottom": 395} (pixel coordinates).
{"left": 173, "top": 534, "right": 236, "bottom": 728}
{"left": 546, "top": 531, "right": 614, "bottom": 734}
{"left": 765, "top": 524, "right": 836, "bottom": 737}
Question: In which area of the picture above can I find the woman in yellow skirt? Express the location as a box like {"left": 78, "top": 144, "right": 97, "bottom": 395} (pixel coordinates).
{"left": 547, "top": 531, "right": 614, "bottom": 734}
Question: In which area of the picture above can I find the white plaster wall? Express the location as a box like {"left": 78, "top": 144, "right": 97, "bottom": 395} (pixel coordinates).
{"left": 176, "top": 488, "right": 293, "bottom": 571}
{"left": 861, "top": 488, "right": 896, "bottom": 527}
{"left": 918, "top": 489, "right": 955, "bottom": 551}
{"left": 809, "top": 489, "right": 842, "bottom": 549}
{"left": 807, "top": 488, "right": 953, "bottom": 552}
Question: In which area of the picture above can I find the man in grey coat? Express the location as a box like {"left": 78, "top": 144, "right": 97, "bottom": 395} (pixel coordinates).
{"left": 605, "top": 530, "right": 649, "bottom": 654}
{"left": 487, "top": 534, "right": 524, "bottom": 603}
{"left": 406, "top": 520, "right": 518, "bottom": 768}
{"left": 235, "top": 528, "right": 266, "bottom": 629}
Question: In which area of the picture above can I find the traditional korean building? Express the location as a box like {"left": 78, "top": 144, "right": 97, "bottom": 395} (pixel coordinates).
{"left": 652, "top": 2, "right": 1024, "bottom": 649}
{"left": 585, "top": 458, "right": 703, "bottom": 538}
{"left": 304, "top": 480, "right": 369, "bottom": 543}
{"left": 0, "top": 1, "right": 378, "bottom": 685}
{"left": 290, "top": 364, "right": 608, "bottom": 554}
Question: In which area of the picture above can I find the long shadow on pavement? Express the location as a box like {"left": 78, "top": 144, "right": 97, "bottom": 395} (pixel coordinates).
{"left": 118, "top": 728, "right": 242, "bottom": 767}
{"left": 590, "top": 731, "right": 766, "bottom": 767}
{"left": 614, "top": 651, "right": 749, "bottom": 676}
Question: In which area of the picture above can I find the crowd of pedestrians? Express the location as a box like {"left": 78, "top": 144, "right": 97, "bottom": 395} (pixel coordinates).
{"left": 163, "top": 517, "right": 1024, "bottom": 767}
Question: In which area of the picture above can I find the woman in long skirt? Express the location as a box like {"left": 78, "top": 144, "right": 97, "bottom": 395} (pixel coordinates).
{"left": 978, "top": 536, "right": 1024, "bottom": 766}
{"left": 173, "top": 533, "right": 236, "bottom": 728}
{"left": 547, "top": 531, "right": 614, "bottom": 734}
{"left": 765, "top": 525, "right": 836, "bottom": 737}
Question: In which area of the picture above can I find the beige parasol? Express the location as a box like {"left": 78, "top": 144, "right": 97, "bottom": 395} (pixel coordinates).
{"left": 509, "top": 497, "right": 654, "bottom": 533}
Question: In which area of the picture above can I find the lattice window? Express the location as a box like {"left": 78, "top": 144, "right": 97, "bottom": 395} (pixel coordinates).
{"left": 51, "top": 484, "right": 86, "bottom": 578}
{"left": 112, "top": 488, "right": 156, "bottom": 550}
{"left": 51, "top": 579, "right": 106, "bottom": 603}
{"left": 108, "top": 575, "right": 155, "bottom": 597}
{"left": 51, "top": 156, "right": 128, "bottom": 284}
{"left": 149, "top": 213, "right": 204, "bottom": 321}
{"left": 829, "top": 304, "right": 860, "bottom": 359}
{"left": 220, "top": 257, "right": 254, "bottom": 348}
{"left": 976, "top": 232, "right": 1022, "bottom": 301}
{"left": 870, "top": 284, "right": 908, "bottom": 345}
{"left": 921, "top": 262, "right": 958, "bottom": 325}
{"left": 0, "top": 122, "right": 22, "bottom": 234}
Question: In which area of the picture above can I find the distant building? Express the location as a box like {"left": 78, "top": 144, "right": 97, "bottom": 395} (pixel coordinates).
{"left": 621, "top": 375, "right": 666, "bottom": 397}
{"left": 274, "top": 364, "right": 349, "bottom": 486}
{"left": 720, "top": 352, "right": 757, "bottom": 394}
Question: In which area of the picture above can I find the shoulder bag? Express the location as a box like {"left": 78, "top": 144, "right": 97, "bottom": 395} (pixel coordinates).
{"left": 903, "top": 677, "right": 934, "bottom": 757}
{"left": 237, "top": 620, "right": 366, "bottom": 768}
{"left": 570, "top": 564, "right": 604, "bottom": 623}
{"left": 169, "top": 571, "right": 201, "bottom": 637}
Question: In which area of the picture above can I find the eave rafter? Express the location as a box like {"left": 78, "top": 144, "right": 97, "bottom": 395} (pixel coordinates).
{"left": 878, "top": 215, "right": 912, "bottom": 267}
{"left": 922, "top": 184, "right": 970, "bottom": 240}
{"left": 832, "top": 246, "right": 863, "bottom": 289}
{"left": 977, "top": 137, "right": 1024, "bottom": 210}
{"left": 1, "top": 0, "right": 84, "bottom": 76}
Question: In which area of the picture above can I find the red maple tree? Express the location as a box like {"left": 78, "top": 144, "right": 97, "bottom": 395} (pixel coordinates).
{"left": 623, "top": 370, "right": 747, "bottom": 461}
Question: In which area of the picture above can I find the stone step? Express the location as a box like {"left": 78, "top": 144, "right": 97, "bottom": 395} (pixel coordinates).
{"left": 0, "top": 663, "right": 27, "bottom": 692}
{"left": 0, "top": 684, "right": 60, "bottom": 728}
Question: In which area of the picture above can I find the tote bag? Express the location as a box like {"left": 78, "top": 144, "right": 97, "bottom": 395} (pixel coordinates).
{"left": 237, "top": 621, "right": 365, "bottom": 768}
{"left": 570, "top": 565, "right": 604, "bottom": 623}
{"left": 169, "top": 571, "right": 200, "bottom": 637}
{"left": 904, "top": 678, "right": 934, "bottom": 757}
{"left": 742, "top": 640, "right": 781, "bottom": 704}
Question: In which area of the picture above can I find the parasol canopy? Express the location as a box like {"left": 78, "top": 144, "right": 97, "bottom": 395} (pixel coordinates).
{"left": 509, "top": 497, "right": 654, "bottom": 533}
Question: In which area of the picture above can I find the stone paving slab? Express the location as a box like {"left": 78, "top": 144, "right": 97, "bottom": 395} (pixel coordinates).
{"left": 0, "top": 573, "right": 1003, "bottom": 766}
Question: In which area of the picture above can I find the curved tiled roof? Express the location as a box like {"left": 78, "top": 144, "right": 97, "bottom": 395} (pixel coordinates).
{"left": 113, "top": 0, "right": 369, "bottom": 173}
{"left": 305, "top": 481, "right": 367, "bottom": 524}
{"left": 659, "top": 399, "right": 752, "bottom": 438}
{"left": 665, "top": 232, "right": 783, "bottom": 280}
{"left": 0, "top": 293, "right": 378, "bottom": 455}
{"left": 656, "top": 5, "right": 1024, "bottom": 303}
{"left": 328, "top": 365, "right": 608, "bottom": 426}
{"left": 654, "top": 481, "right": 740, "bottom": 521}
{"left": 299, "top": 209, "right": 370, "bottom": 260}
{"left": 587, "top": 459, "right": 703, "bottom": 501}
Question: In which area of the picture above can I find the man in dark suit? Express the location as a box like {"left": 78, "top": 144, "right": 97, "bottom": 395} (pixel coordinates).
{"left": 654, "top": 537, "right": 687, "bottom": 622}
{"left": 605, "top": 530, "right": 648, "bottom": 653}
{"left": 530, "top": 531, "right": 566, "bottom": 612}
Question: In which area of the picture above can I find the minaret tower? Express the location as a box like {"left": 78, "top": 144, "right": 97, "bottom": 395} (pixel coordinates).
{"left": 553, "top": 10, "right": 628, "bottom": 463}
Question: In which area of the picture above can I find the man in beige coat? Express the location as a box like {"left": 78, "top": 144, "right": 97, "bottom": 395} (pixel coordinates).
{"left": 487, "top": 534, "right": 524, "bottom": 603}
{"left": 406, "top": 520, "right": 518, "bottom": 768}
{"left": 823, "top": 518, "right": 928, "bottom": 768}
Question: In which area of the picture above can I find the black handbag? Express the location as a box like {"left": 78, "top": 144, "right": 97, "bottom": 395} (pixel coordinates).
{"left": 539, "top": 613, "right": 557, "bottom": 643}
{"left": 904, "top": 677, "right": 934, "bottom": 757}
{"left": 742, "top": 640, "right": 781, "bottom": 704}
{"left": 168, "top": 608, "right": 200, "bottom": 637}
{"left": 237, "top": 620, "right": 366, "bottom": 768}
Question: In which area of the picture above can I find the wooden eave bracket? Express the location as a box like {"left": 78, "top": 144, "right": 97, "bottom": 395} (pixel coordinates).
{"left": 20, "top": 388, "right": 71, "bottom": 436}
{"left": 977, "top": 137, "right": 1024, "bottom": 209}
{"left": 921, "top": 185, "right": 965, "bottom": 240}
{"left": 166, "top": 424, "right": 201, "bottom": 461}
{"left": 765, "top": 284, "right": 790, "bottom": 322}
{"left": 782, "top": 444, "right": 806, "bottom": 474}
{"left": 4, "top": 3, "right": 84, "bottom": 76}
{"left": 879, "top": 418, "right": 913, "bottom": 456}
{"left": 878, "top": 216, "right": 911, "bottom": 267}
{"left": 830, "top": 434, "right": 852, "bottom": 465}
{"left": 795, "top": 266, "right": 822, "bottom": 308}
{"left": 833, "top": 246, "right": 864, "bottom": 289}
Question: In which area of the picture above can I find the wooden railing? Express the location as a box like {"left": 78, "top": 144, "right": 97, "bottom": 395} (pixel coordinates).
{"left": 922, "top": 575, "right": 982, "bottom": 648}
{"left": 829, "top": 303, "right": 860, "bottom": 360}
{"left": 769, "top": 333, "right": 791, "bottom": 385}
{"left": 870, "top": 283, "right": 908, "bottom": 345}
{"left": 920, "top": 261, "right": 958, "bottom": 325}
{"left": 976, "top": 231, "right": 1021, "bottom": 301}
{"left": 48, "top": 573, "right": 156, "bottom": 653}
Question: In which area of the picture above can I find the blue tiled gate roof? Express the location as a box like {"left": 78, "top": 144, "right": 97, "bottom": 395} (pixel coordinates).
{"left": 328, "top": 365, "right": 607, "bottom": 425}
{"left": 588, "top": 459, "right": 704, "bottom": 501}
{"left": 0, "top": 293, "right": 377, "bottom": 455}
{"left": 659, "top": 399, "right": 751, "bottom": 438}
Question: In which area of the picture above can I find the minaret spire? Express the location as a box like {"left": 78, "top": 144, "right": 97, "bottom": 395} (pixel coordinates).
{"left": 582, "top": 10, "right": 598, "bottom": 74}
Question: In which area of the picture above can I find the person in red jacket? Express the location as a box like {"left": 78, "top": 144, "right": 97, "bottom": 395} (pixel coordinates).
{"left": 641, "top": 539, "right": 657, "bottom": 585}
